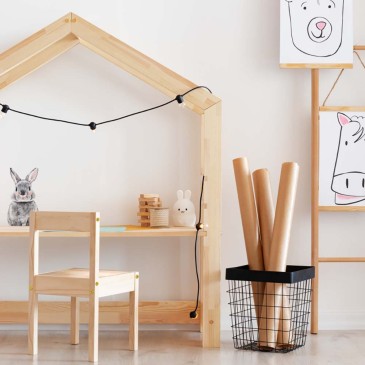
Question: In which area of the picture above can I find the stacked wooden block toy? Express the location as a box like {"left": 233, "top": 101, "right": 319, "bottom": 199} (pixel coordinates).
{"left": 138, "top": 194, "right": 162, "bottom": 227}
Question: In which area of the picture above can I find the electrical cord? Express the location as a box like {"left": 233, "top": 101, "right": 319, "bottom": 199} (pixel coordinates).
{"left": 0, "top": 86, "right": 212, "bottom": 130}
{"left": 190, "top": 175, "right": 205, "bottom": 319}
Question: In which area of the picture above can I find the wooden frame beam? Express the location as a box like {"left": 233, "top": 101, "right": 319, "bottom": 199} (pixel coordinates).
{"left": 0, "top": 13, "right": 220, "bottom": 114}
{"left": 0, "top": 34, "right": 78, "bottom": 89}
{"left": 312, "top": 47, "right": 365, "bottom": 333}
{"left": 0, "top": 12, "right": 222, "bottom": 348}
{"left": 0, "top": 14, "right": 72, "bottom": 77}
{"left": 0, "top": 300, "right": 199, "bottom": 325}
{"left": 201, "top": 102, "right": 222, "bottom": 347}
{"left": 311, "top": 69, "right": 319, "bottom": 334}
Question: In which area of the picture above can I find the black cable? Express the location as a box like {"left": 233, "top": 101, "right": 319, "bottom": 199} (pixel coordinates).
{"left": 0, "top": 85, "right": 212, "bottom": 130}
{"left": 182, "top": 86, "right": 212, "bottom": 96}
{"left": 97, "top": 98, "right": 175, "bottom": 126}
{"left": 190, "top": 175, "right": 205, "bottom": 319}
{"left": 8, "top": 107, "right": 89, "bottom": 127}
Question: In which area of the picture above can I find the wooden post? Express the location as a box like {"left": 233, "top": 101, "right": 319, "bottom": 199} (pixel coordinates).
{"left": 311, "top": 69, "right": 320, "bottom": 334}
{"left": 28, "top": 212, "right": 39, "bottom": 355}
{"left": 201, "top": 102, "right": 221, "bottom": 348}
{"left": 89, "top": 213, "right": 100, "bottom": 362}
{"left": 129, "top": 273, "right": 139, "bottom": 351}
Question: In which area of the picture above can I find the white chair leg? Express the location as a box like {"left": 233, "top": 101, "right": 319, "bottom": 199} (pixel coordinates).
{"left": 28, "top": 291, "right": 38, "bottom": 355}
{"left": 71, "top": 296, "right": 80, "bottom": 345}
{"left": 129, "top": 273, "right": 139, "bottom": 351}
{"left": 88, "top": 294, "right": 99, "bottom": 362}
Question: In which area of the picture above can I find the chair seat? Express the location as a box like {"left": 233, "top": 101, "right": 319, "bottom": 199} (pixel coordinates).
{"left": 35, "top": 268, "right": 136, "bottom": 297}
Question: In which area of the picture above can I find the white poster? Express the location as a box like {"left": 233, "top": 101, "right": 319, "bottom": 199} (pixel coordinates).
{"left": 319, "top": 110, "right": 365, "bottom": 206}
{"left": 280, "top": 0, "right": 353, "bottom": 67}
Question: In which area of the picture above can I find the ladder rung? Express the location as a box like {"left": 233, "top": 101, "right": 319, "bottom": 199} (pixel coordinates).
{"left": 319, "top": 257, "right": 365, "bottom": 263}
{"left": 319, "top": 206, "right": 365, "bottom": 212}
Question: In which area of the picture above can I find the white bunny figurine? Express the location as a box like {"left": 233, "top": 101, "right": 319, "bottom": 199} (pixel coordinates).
{"left": 7, "top": 168, "right": 39, "bottom": 226}
{"left": 172, "top": 190, "right": 196, "bottom": 227}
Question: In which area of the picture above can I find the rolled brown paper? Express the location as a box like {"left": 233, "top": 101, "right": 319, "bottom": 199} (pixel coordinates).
{"left": 253, "top": 168, "right": 292, "bottom": 347}
{"left": 233, "top": 157, "right": 265, "bottom": 318}
{"left": 269, "top": 162, "right": 299, "bottom": 272}
{"left": 277, "top": 287, "right": 291, "bottom": 347}
{"left": 258, "top": 162, "right": 299, "bottom": 348}
{"left": 253, "top": 169, "right": 274, "bottom": 346}
{"left": 252, "top": 169, "right": 274, "bottom": 269}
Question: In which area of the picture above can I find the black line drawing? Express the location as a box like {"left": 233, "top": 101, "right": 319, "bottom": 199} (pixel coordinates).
{"left": 285, "top": 0, "right": 344, "bottom": 57}
{"left": 331, "top": 113, "right": 365, "bottom": 205}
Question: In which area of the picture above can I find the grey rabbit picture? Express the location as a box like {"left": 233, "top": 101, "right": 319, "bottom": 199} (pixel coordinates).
{"left": 8, "top": 168, "right": 39, "bottom": 226}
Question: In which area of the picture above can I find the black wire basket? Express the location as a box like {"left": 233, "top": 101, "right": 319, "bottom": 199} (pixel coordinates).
{"left": 226, "top": 265, "right": 315, "bottom": 353}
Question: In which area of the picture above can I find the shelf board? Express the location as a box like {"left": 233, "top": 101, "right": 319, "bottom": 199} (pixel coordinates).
{"left": 0, "top": 225, "right": 206, "bottom": 238}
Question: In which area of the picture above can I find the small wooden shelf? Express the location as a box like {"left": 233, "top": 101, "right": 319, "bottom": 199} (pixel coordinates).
{"left": 0, "top": 225, "right": 206, "bottom": 238}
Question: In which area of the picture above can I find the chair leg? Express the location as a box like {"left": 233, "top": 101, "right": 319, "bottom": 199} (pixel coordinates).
{"left": 28, "top": 291, "right": 38, "bottom": 355}
{"left": 71, "top": 296, "right": 80, "bottom": 345}
{"left": 88, "top": 294, "right": 99, "bottom": 362}
{"left": 129, "top": 273, "right": 139, "bottom": 351}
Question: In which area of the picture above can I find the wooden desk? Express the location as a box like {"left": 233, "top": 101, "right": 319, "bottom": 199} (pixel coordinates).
{"left": 0, "top": 226, "right": 206, "bottom": 328}
{"left": 0, "top": 225, "right": 204, "bottom": 237}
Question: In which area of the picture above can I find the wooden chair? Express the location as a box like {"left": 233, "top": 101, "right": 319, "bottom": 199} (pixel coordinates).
{"left": 28, "top": 211, "right": 139, "bottom": 362}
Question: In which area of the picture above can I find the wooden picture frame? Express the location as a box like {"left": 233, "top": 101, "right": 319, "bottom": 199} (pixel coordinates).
{"left": 319, "top": 106, "right": 365, "bottom": 210}
{"left": 280, "top": 0, "right": 353, "bottom": 69}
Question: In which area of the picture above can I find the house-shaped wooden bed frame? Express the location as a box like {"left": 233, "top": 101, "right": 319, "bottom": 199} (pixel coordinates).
{"left": 0, "top": 13, "right": 221, "bottom": 347}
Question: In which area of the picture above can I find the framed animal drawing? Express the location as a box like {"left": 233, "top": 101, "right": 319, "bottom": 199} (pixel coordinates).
{"left": 319, "top": 108, "right": 365, "bottom": 207}
{"left": 280, "top": 0, "right": 353, "bottom": 68}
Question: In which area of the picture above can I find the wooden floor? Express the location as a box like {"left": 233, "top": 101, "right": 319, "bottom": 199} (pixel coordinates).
{"left": 0, "top": 330, "right": 363, "bottom": 364}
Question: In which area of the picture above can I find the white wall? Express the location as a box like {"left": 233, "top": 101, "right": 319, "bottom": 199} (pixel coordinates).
{"left": 1, "top": 0, "right": 365, "bottom": 331}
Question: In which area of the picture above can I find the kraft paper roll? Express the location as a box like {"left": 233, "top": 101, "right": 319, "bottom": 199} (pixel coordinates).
{"left": 253, "top": 168, "right": 292, "bottom": 347}
{"left": 277, "top": 288, "right": 291, "bottom": 347}
{"left": 233, "top": 157, "right": 265, "bottom": 318}
{"left": 269, "top": 162, "right": 299, "bottom": 272}
{"left": 258, "top": 162, "right": 299, "bottom": 348}
{"left": 252, "top": 169, "right": 274, "bottom": 269}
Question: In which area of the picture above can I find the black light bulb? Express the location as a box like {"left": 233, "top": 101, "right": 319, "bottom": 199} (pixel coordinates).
{"left": 0, "top": 105, "right": 9, "bottom": 120}
{"left": 89, "top": 122, "right": 97, "bottom": 131}
{"left": 176, "top": 95, "right": 184, "bottom": 105}
{"left": 1, "top": 105, "right": 10, "bottom": 113}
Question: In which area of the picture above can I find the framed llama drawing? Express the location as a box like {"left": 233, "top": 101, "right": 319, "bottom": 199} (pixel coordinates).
{"left": 280, "top": 0, "right": 353, "bottom": 68}
{"left": 319, "top": 108, "right": 365, "bottom": 208}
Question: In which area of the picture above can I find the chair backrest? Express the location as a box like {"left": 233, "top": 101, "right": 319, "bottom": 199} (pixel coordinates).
{"left": 29, "top": 211, "right": 100, "bottom": 279}
{"left": 31, "top": 211, "right": 99, "bottom": 232}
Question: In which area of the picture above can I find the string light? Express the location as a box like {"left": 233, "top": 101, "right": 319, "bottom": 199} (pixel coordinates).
{"left": 175, "top": 94, "right": 185, "bottom": 108}
{"left": 0, "top": 104, "right": 9, "bottom": 120}
{"left": 0, "top": 86, "right": 212, "bottom": 131}
{"left": 1, "top": 87, "right": 210, "bottom": 313}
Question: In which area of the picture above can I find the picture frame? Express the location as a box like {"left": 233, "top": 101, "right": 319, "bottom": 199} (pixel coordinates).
{"left": 280, "top": 0, "right": 353, "bottom": 69}
{"left": 319, "top": 107, "right": 365, "bottom": 209}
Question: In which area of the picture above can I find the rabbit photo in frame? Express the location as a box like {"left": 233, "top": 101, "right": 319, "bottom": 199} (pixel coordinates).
{"left": 8, "top": 168, "right": 39, "bottom": 226}
{"left": 172, "top": 190, "right": 196, "bottom": 227}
